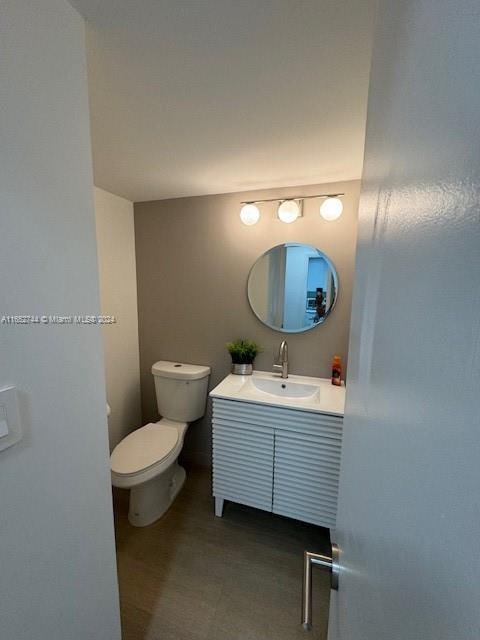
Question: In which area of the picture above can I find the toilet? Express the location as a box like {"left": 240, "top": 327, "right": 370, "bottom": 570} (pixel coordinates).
{"left": 110, "top": 360, "right": 210, "bottom": 527}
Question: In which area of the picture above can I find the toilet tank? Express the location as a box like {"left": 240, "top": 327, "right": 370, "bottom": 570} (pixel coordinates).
{"left": 151, "top": 361, "right": 211, "bottom": 423}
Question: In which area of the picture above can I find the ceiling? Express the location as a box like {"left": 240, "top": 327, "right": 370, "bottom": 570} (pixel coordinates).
{"left": 71, "top": 0, "right": 375, "bottom": 202}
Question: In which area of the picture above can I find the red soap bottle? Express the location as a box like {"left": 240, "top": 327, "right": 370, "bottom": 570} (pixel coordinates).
{"left": 331, "top": 355, "right": 342, "bottom": 386}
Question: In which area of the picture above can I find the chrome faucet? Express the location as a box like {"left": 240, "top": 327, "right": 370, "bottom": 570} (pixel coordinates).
{"left": 273, "top": 340, "right": 289, "bottom": 378}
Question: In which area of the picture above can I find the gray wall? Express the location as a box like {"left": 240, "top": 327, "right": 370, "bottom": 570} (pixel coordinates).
{"left": 135, "top": 181, "right": 359, "bottom": 464}
{"left": 0, "top": 1, "right": 120, "bottom": 638}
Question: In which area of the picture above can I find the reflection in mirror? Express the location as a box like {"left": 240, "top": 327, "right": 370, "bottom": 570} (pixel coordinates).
{"left": 248, "top": 243, "right": 338, "bottom": 333}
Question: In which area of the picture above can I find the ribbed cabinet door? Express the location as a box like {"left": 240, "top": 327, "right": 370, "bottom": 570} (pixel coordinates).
{"left": 273, "top": 428, "right": 342, "bottom": 528}
{"left": 212, "top": 405, "right": 274, "bottom": 512}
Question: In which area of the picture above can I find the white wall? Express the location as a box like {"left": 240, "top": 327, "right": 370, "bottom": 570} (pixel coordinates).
{"left": 283, "top": 245, "right": 318, "bottom": 329}
{"left": 0, "top": 2, "right": 121, "bottom": 639}
{"left": 94, "top": 187, "right": 141, "bottom": 449}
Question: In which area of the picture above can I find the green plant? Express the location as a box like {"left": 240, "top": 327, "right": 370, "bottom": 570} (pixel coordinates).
{"left": 226, "top": 338, "right": 262, "bottom": 365}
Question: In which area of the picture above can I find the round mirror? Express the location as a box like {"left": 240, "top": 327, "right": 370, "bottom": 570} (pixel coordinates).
{"left": 247, "top": 243, "right": 338, "bottom": 333}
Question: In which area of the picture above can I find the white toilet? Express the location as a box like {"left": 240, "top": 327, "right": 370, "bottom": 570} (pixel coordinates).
{"left": 110, "top": 360, "right": 210, "bottom": 527}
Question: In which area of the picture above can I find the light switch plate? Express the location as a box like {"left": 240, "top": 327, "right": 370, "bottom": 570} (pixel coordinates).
{"left": 0, "top": 387, "right": 22, "bottom": 452}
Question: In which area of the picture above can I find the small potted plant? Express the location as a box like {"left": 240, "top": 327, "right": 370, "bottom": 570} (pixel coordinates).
{"left": 227, "top": 338, "right": 261, "bottom": 375}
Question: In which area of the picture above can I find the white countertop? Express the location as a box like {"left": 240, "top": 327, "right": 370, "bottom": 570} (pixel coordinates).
{"left": 209, "top": 370, "right": 345, "bottom": 416}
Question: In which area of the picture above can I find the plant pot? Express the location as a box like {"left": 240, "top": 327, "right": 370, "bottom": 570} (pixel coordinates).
{"left": 231, "top": 363, "right": 253, "bottom": 375}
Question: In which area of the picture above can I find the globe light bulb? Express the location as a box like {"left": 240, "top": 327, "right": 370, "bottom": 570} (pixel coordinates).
{"left": 277, "top": 200, "right": 300, "bottom": 223}
{"left": 320, "top": 197, "right": 343, "bottom": 221}
{"left": 240, "top": 203, "right": 260, "bottom": 226}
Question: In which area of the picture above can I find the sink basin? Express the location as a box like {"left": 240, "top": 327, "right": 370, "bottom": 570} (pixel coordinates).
{"left": 249, "top": 377, "right": 319, "bottom": 399}
{"left": 209, "top": 370, "right": 345, "bottom": 416}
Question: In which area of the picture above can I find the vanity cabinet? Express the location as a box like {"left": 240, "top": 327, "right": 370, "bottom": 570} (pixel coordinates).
{"left": 212, "top": 398, "right": 343, "bottom": 529}
{"left": 211, "top": 417, "right": 274, "bottom": 513}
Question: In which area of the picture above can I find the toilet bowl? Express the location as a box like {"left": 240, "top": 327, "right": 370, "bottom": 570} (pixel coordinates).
{"left": 110, "top": 360, "right": 210, "bottom": 527}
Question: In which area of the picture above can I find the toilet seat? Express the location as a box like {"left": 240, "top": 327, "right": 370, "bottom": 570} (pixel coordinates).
{"left": 111, "top": 420, "right": 180, "bottom": 477}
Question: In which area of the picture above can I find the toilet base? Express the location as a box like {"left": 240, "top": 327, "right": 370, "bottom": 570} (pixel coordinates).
{"left": 128, "top": 461, "right": 186, "bottom": 527}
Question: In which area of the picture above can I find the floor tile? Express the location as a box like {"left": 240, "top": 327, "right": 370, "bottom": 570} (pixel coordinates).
{"left": 115, "top": 464, "right": 330, "bottom": 640}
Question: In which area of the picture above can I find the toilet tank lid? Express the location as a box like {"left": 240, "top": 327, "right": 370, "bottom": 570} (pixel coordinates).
{"left": 151, "top": 360, "right": 211, "bottom": 380}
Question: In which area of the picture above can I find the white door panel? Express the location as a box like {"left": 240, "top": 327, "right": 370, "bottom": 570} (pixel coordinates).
{"left": 331, "top": 1, "right": 480, "bottom": 639}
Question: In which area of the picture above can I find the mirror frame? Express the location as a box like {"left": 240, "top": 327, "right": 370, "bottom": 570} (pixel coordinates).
{"left": 247, "top": 243, "right": 339, "bottom": 334}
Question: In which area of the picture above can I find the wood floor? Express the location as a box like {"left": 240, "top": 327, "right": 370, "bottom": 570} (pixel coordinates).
{"left": 113, "top": 464, "right": 331, "bottom": 640}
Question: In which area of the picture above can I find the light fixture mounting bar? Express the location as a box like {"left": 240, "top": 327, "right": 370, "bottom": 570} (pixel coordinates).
{"left": 240, "top": 193, "right": 344, "bottom": 205}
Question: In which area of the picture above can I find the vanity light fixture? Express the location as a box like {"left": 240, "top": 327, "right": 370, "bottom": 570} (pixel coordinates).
{"left": 239, "top": 203, "right": 260, "bottom": 226}
{"left": 239, "top": 193, "right": 344, "bottom": 225}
